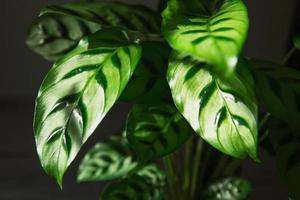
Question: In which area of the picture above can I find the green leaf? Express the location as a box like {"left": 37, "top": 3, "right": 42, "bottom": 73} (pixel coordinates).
{"left": 78, "top": 136, "right": 137, "bottom": 182}
{"left": 269, "top": 119, "right": 300, "bottom": 200}
{"left": 293, "top": 35, "right": 300, "bottom": 49}
{"left": 41, "top": 1, "right": 161, "bottom": 33}
{"left": 120, "top": 41, "right": 172, "bottom": 104}
{"left": 250, "top": 59, "right": 300, "bottom": 133}
{"left": 162, "top": 0, "right": 249, "bottom": 74}
{"left": 135, "top": 164, "right": 166, "bottom": 188}
{"left": 167, "top": 53, "right": 258, "bottom": 160}
{"left": 205, "top": 177, "right": 252, "bottom": 200}
{"left": 33, "top": 28, "right": 142, "bottom": 186}
{"left": 26, "top": 14, "right": 100, "bottom": 61}
{"left": 126, "top": 104, "right": 193, "bottom": 162}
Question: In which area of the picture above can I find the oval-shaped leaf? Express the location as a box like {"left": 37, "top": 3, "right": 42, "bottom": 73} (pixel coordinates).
{"left": 26, "top": 14, "right": 101, "bottom": 61}
{"left": 250, "top": 59, "right": 300, "bottom": 132}
{"left": 135, "top": 164, "right": 166, "bottom": 188}
{"left": 126, "top": 104, "right": 193, "bottom": 162}
{"left": 101, "top": 174, "right": 164, "bottom": 200}
{"left": 34, "top": 28, "right": 142, "bottom": 186}
{"left": 120, "top": 41, "right": 171, "bottom": 104}
{"left": 167, "top": 53, "right": 258, "bottom": 160}
{"left": 162, "top": 0, "right": 249, "bottom": 74}
{"left": 41, "top": 1, "right": 161, "bottom": 33}
{"left": 269, "top": 119, "right": 300, "bottom": 200}
{"left": 78, "top": 136, "right": 137, "bottom": 182}
{"left": 205, "top": 177, "right": 252, "bottom": 200}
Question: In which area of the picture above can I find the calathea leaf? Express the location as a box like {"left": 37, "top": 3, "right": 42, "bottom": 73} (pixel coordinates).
{"left": 167, "top": 53, "right": 258, "bottom": 160}
{"left": 26, "top": 14, "right": 101, "bottom": 61}
{"left": 162, "top": 0, "right": 249, "bottom": 74}
{"left": 120, "top": 41, "right": 172, "bottom": 104}
{"left": 269, "top": 119, "right": 300, "bottom": 200}
{"left": 205, "top": 177, "right": 252, "bottom": 200}
{"left": 250, "top": 59, "right": 300, "bottom": 132}
{"left": 33, "top": 28, "right": 142, "bottom": 186}
{"left": 77, "top": 136, "right": 137, "bottom": 182}
{"left": 293, "top": 35, "right": 300, "bottom": 49}
{"left": 41, "top": 1, "right": 161, "bottom": 33}
{"left": 101, "top": 164, "right": 166, "bottom": 200}
{"left": 126, "top": 104, "right": 193, "bottom": 162}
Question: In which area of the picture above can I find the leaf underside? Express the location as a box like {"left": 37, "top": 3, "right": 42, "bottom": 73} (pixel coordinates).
{"left": 162, "top": 0, "right": 249, "bottom": 73}
{"left": 167, "top": 53, "right": 258, "bottom": 160}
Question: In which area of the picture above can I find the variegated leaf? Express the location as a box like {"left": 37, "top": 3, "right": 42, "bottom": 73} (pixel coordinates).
{"left": 250, "top": 59, "right": 300, "bottom": 132}
{"left": 269, "top": 119, "right": 300, "bottom": 200}
{"left": 205, "top": 177, "right": 252, "bottom": 200}
{"left": 167, "top": 53, "right": 258, "bottom": 160}
{"left": 26, "top": 14, "right": 100, "bottom": 61}
{"left": 162, "top": 0, "right": 249, "bottom": 74}
{"left": 126, "top": 104, "right": 193, "bottom": 162}
{"left": 78, "top": 136, "right": 137, "bottom": 182}
{"left": 120, "top": 41, "right": 171, "bottom": 104}
{"left": 34, "top": 28, "right": 142, "bottom": 186}
{"left": 41, "top": 1, "right": 161, "bottom": 33}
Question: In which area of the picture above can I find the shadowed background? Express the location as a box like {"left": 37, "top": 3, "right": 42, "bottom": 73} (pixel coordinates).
{"left": 0, "top": 0, "right": 299, "bottom": 199}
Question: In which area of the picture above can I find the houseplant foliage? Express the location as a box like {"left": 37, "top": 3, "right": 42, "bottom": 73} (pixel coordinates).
{"left": 27, "top": 0, "right": 300, "bottom": 199}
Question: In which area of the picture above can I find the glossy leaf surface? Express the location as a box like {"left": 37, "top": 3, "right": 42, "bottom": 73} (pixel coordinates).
{"left": 78, "top": 136, "right": 137, "bottom": 182}
{"left": 205, "top": 177, "right": 252, "bottom": 200}
{"left": 26, "top": 14, "right": 100, "bottom": 61}
{"left": 41, "top": 1, "right": 160, "bottom": 33}
{"left": 162, "top": 0, "right": 249, "bottom": 74}
{"left": 167, "top": 53, "right": 258, "bottom": 159}
{"left": 34, "top": 29, "right": 141, "bottom": 186}
{"left": 250, "top": 60, "right": 300, "bottom": 132}
{"left": 120, "top": 42, "right": 171, "bottom": 104}
{"left": 269, "top": 119, "right": 300, "bottom": 200}
{"left": 126, "top": 104, "right": 193, "bottom": 162}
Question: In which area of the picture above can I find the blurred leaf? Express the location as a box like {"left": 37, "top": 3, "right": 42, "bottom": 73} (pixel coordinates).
{"left": 126, "top": 104, "right": 193, "bottom": 162}
{"left": 167, "top": 53, "right": 258, "bottom": 160}
{"left": 34, "top": 28, "right": 142, "bottom": 186}
{"left": 162, "top": 0, "right": 249, "bottom": 74}
{"left": 250, "top": 59, "right": 300, "bottom": 133}
{"left": 269, "top": 119, "right": 300, "bottom": 200}
{"left": 78, "top": 136, "right": 137, "bottom": 182}
{"left": 293, "top": 35, "right": 300, "bottom": 49}
{"left": 205, "top": 177, "right": 252, "bottom": 200}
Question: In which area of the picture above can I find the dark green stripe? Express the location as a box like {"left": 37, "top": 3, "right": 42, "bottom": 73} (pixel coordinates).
{"left": 198, "top": 81, "right": 217, "bottom": 116}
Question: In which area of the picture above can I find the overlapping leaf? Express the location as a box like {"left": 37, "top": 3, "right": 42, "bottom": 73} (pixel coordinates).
{"left": 78, "top": 136, "right": 137, "bottom": 182}
{"left": 120, "top": 41, "right": 171, "bottom": 104}
{"left": 205, "top": 177, "right": 252, "bottom": 200}
{"left": 26, "top": 14, "right": 100, "bottom": 61}
{"left": 101, "top": 174, "right": 165, "bottom": 200}
{"left": 167, "top": 53, "right": 258, "bottom": 160}
{"left": 41, "top": 1, "right": 161, "bottom": 33}
{"left": 250, "top": 59, "right": 300, "bottom": 132}
{"left": 34, "top": 28, "right": 142, "bottom": 186}
{"left": 269, "top": 119, "right": 300, "bottom": 200}
{"left": 162, "top": 0, "right": 249, "bottom": 74}
{"left": 126, "top": 104, "right": 193, "bottom": 162}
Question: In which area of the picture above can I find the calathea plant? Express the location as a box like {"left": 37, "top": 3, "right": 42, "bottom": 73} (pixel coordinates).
{"left": 27, "top": 0, "right": 300, "bottom": 199}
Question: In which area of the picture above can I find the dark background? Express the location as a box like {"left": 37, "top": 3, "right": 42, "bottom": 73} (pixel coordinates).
{"left": 0, "top": 0, "right": 299, "bottom": 199}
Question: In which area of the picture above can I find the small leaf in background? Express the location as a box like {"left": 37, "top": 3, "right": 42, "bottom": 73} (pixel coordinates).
{"left": 101, "top": 174, "right": 164, "bottom": 200}
{"left": 293, "top": 35, "right": 300, "bottom": 49}
{"left": 250, "top": 59, "right": 300, "bottom": 133}
{"left": 269, "top": 118, "right": 300, "bottom": 200}
{"left": 162, "top": 0, "right": 249, "bottom": 74}
{"left": 120, "top": 41, "right": 172, "bottom": 104}
{"left": 41, "top": 1, "right": 161, "bottom": 33}
{"left": 78, "top": 136, "right": 137, "bottom": 182}
{"left": 135, "top": 164, "right": 166, "bottom": 188}
{"left": 167, "top": 53, "right": 258, "bottom": 160}
{"left": 205, "top": 177, "right": 252, "bottom": 200}
{"left": 126, "top": 104, "right": 193, "bottom": 162}
{"left": 34, "top": 28, "right": 142, "bottom": 186}
{"left": 26, "top": 14, "right": 100, "bottom": 61}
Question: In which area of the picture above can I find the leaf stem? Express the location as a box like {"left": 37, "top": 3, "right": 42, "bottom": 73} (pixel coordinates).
{"left": 183, "top": 138, "right": 192, "bottom": 195}
{"left": 212, "top": 155, "right": 230, "bottom": 179}
{"left": 190, "top": 139, "right": 204, "bottom": 200}
{"left": 163, "top": 155, "right": 177, "bottom": 200}
{"left": 281, "top": 47, "right": 296, "bottom": 65}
